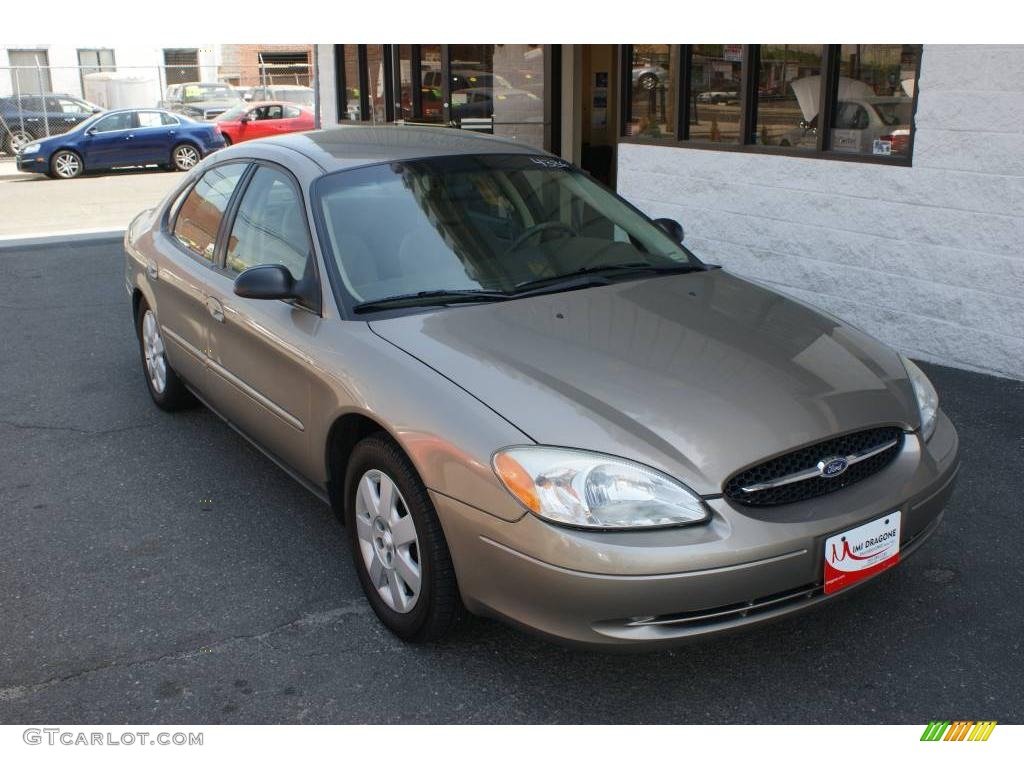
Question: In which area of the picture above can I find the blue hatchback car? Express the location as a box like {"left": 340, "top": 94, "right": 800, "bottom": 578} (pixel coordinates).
{"left": 16, "top": 108, "right": 225, "bottom": 179}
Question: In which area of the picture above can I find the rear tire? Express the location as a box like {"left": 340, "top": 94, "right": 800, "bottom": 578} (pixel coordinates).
{"left": 171, "top": 142, "right": 201, "bottom": 171}
{"left": 344, "top": 434, "right": 463, "bottom": 643}
{"left": 135, "top": 299, "right": 196, "bottom": 411}
{"left": 7, "top": 129, "right": 35, "bottom": 155}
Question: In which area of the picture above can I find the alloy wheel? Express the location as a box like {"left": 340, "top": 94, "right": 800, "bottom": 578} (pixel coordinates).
{"left": 141, "top": 310, "right": 167, "bottom": 394}
{"left": 53, "top": 151, "right": 81, "bottom": 179}
{"left": 354, "top": 469, "right": 422, "bottom": 614}
{"left": 173, "top": 145, "right": 199, "bottom": 170}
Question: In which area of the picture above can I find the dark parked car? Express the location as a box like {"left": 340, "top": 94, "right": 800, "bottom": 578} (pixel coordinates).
{"left": 16, "top": 108, "right": 225, "bottom": 179}
{"left": 159, "top": 82, "right": 239, "bottom": 120}
{"left": 0, "top": 93, "right": 101, "bottom": 154}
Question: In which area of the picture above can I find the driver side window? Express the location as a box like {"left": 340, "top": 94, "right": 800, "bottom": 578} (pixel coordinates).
{"left": 226, "top": 166, "right": 311, "bottom": 281}
{"left": 92, "top": 112, "right": 133, "bottom": 133}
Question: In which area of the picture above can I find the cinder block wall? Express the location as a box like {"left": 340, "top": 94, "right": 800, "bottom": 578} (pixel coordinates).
{"left": 617, "top": 45, "right": 1024, "bottom": 380}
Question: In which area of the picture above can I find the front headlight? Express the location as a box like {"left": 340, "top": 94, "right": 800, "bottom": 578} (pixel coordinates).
{"left": 21, "top": 143, "right": 41, "bottom": 155}
{"left": 901, "top": 355, "right": 938, "bottom": 441}
{"left": 493, "top": 446, "right": 709, "bottom": 530}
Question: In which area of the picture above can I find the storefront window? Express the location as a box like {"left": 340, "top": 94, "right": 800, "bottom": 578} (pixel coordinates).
{"left": 449, "top": 44, "right": 546, "bottom": 147}
{"left": 365, "top": 45, "right": 387, "bottom": 123}
{"left": 626, "top": 45, "right": 675, "bottom": 139}
{"left": 830, "top": 44, "right": 919, "bottom": 159}
{"left": 418, "top": 45, "right": 444, "bottom": 123}
{"left": 341, "top": 45, "right": 361, "bottom": 120}
{"left": 755, "top": 44, "right": 823, "bottom": 148}
{"left": 688, "top": 44, "right": 742, "bottom": 143}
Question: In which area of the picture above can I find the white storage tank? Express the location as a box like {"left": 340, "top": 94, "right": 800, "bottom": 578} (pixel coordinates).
{"left": 83, "top": 72, "right": 159, "bottom": 110}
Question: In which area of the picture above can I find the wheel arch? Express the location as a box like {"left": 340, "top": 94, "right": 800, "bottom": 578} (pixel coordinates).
{"left": 324, "top": 411, "right": 394, "bottom": 518}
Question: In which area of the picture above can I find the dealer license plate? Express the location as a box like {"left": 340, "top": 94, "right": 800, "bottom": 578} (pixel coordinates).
{"left": 823, "top": 511, "right": 901, "bottom": 595}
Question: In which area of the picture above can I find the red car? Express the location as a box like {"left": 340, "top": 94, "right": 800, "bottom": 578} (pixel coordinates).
{"left": 214, "top": 101, "right": 314, "bottom": 146}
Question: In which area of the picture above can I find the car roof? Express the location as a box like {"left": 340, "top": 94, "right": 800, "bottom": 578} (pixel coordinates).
{"left": 240, "top": 124, "right": 546, "bottom": 173}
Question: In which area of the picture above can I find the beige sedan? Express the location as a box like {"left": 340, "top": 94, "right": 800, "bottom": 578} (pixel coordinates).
{"left": 124, "top": 125, "right": 959, "bottom": 648}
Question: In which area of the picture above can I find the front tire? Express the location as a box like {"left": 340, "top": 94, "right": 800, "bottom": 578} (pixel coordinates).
{"left": 51, "top": 150, "right": 83, "bottom": 179}
{"left": 344, "top": 434, "right": 462, "bottom": 643}
{"left": 136, "top": 300, "right": 195, "bottom": 411}
{"left": 171, "top": 143, "right": 201, "bottom": 171}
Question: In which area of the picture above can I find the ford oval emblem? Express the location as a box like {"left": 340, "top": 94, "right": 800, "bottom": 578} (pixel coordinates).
{"left": 818, "top": 457, "right": 849, "bottom": 478}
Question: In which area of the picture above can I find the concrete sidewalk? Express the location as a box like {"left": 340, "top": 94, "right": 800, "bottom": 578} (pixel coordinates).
{"left": 0, "top": 163, "right": 181, "bottom": 238}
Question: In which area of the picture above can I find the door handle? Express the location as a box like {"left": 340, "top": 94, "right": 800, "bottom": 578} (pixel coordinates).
{"left": 146, "top": 262, "right": 158, "bottom": 281}
{"left": 206, "top": 297, "right": 225, "bottom": 323}
{"left": 126, "top": 134, "right": 134, "bottom": 139}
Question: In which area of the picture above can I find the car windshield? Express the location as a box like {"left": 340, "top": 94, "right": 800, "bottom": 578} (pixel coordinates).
{"left": 871, "top": 100, "right": 912, "bottom": 127}
{"left": 217, "top": 103, "right": 249, "bottom": 121}
{"left": 183, "top": 85, "right": 234, "bottom": 102}
{"left": 315, "top": 154, "right": 696, "bottom": 307}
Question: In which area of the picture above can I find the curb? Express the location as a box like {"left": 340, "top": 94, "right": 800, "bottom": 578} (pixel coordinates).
{"left": 0, "top": 228, "right": 124, "bottom": 249}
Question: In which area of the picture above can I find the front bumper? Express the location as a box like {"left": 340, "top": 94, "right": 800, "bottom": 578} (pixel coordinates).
{"left": 434, "top": 411, "right": 959, "bottom": 649}
{"left": 16, "top": 153, "right": 47, "bottom": 173}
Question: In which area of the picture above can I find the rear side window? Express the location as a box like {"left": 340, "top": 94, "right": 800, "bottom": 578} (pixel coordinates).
{"left": 284, "top": 105, "right": 301, "bottom": 118}
{"left": 172, "top": 163, "right": 248, "bottom": 261}
{"left": 226, "top": 166, "right": 310, "bottom": 278}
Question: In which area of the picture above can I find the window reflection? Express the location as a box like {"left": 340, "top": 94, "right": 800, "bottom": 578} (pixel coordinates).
{"left": 831, "top": 44, "right": 918, "bottom": 158}
{"left": 448, "top": 44, "right": 546, "bottom": 147}
{"left": 342, "top": 45, "right": 360, "bottom": 120}
{"left": 688, "top": 44, "right": 743, "bottom": 143}
{"left": 626, "top": 45, "right": 675, "bottom": 139}
{"left": 365, "top": 45, "right": 387, "bottom": 123}
{"left": 755, "top": 44, "right": 823, "bottom": 149}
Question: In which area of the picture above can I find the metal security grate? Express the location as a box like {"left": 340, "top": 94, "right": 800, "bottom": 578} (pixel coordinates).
{"left": 724, "top": 426, "right": 904, "bottom": 506}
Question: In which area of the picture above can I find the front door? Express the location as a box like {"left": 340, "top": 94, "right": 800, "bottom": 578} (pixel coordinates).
{"left": 202, "top": 164, "right": 319, "bottom": 475}
{"left": 82, "top": 111, "right": 136, "bottom": 167}
{"left": 156, "top": 161, "right": 250, "bottom": 388}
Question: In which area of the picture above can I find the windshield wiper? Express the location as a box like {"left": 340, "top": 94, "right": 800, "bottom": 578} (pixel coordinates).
{"left": 352, "top": 289, "right": 513, "bottom": 314}
{"left": 514, "top": 261, "right": 706, "bottom": 293}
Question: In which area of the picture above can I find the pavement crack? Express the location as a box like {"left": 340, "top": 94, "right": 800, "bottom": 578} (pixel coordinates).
{"left": 0, "top": 419, "right": 157, "bottom": 437}
{"left": 0, "top": 603, "right": 369, "bottom": 704}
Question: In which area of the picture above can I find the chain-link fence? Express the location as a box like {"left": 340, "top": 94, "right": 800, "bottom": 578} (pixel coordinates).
{"left": 0, "top": 57, "right": 316, "bottom": 155}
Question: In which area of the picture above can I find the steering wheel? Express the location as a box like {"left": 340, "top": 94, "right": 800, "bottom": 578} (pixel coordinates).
{"left": 505, "top": 221, "right": 578, "bottom": 255}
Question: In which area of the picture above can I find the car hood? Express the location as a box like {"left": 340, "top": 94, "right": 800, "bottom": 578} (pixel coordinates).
{"left": 368, "top": 270, "right": 919, "bottom": 494}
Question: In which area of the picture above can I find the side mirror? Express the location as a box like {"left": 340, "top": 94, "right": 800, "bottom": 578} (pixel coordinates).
{"left": 240, "top": 113, "right": 251, "bottom": 123}
{"left": 653, "top": 217, "right": 684, "bottom": 243}
{"left": 91, "top": 106, "right": 102, "bottom": 113}
{"left": 233, "top": 264, "right": 297, "bottom": 300}
{"left": 85, "top": 128, "right": 97, "bottom": 136}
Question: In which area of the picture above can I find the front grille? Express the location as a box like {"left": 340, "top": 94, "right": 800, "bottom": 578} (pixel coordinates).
{"left": 724, "top": 426, "right": 904, "bottom": 506}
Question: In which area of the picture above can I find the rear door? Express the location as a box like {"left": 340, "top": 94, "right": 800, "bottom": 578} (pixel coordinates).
{"left": 201, "top": 163, "right": 320, "bottom": 474}
{"left": 156, "top": 162, "right": 250, "bottom": 389}
{"left": 133, "top": 110, "right": 178, "bottom": 165}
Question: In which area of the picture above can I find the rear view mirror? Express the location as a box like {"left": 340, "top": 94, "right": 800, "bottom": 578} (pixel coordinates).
{"left": 233, "top": 264, "right": 297, "bottom": 300}
{"left": 653, "top": 217, "right": 684, "bottom": 243}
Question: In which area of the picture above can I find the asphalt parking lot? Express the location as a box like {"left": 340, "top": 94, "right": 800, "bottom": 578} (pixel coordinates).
{"left": 0, "top": 236, "right": 1022, "bottom": 725}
